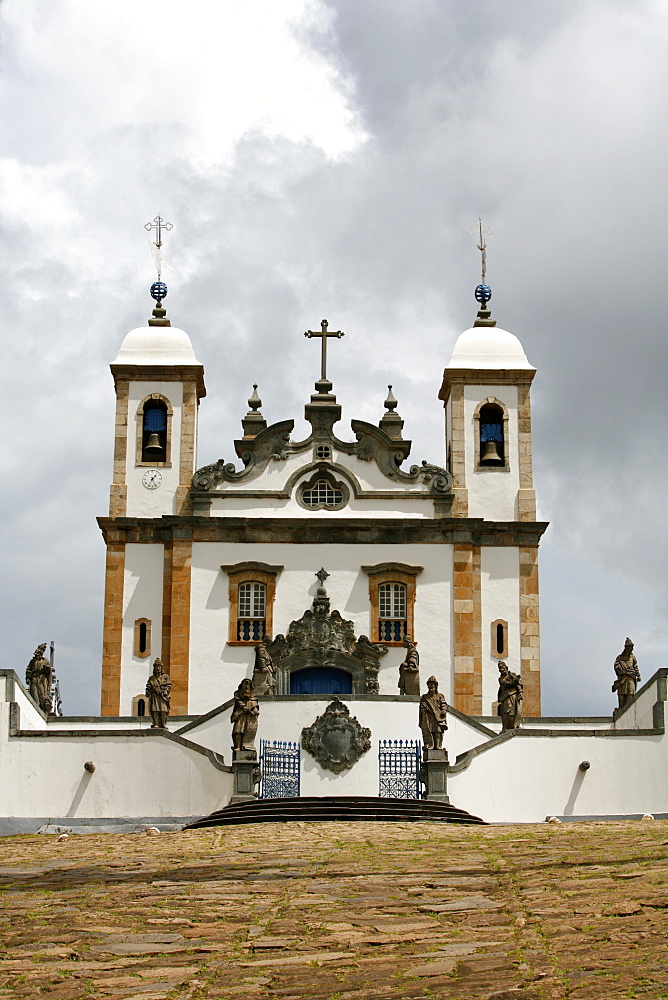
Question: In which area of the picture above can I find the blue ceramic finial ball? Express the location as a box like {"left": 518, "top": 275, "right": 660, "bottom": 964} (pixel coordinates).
{"left": 150, "top": 281, "right": 168, "bottom": 301}
{"left": 475, "top": 284, "right": 492, "bottom": 304}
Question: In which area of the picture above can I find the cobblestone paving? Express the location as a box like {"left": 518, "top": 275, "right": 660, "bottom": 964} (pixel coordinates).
{"left": 1, "top": 820, "right": 667, "bottom": 999}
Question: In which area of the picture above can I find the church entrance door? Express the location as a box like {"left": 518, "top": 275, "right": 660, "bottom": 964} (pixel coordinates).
{"left": 290, "top": 667, "right": 352, "bottom": 695}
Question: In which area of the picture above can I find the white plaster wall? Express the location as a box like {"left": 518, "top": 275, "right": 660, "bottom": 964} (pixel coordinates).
{"left": 210, "top": 495, "right": 433, "bottom": 518}
{"left": 0, "top": 728, "right": 232, "bottom": 819}
{"left": 206, "top": 447, "right": 437, "bottom": 519}
{"left": 120, "top": 543, "right": 164, "bottom": 714}
{"left": 188, "top": 542, "right": 454, "bottom": 715}
{"left": 449, "top": 731, "right": 668, "bottom": 823}
{"left": 8, "top": 682, "right": 47, "bottom": 730}
{"left": 180, "top": 697, "right": 496, "bottom": 796}
{"left": 613, "top": 674, "right": 666, "bottom": 730}
{"left": 481, "top": 547, "right": 520, "bottom": 714}
{"left": 464, "top": 384, "right": 519, "bottom": 521}
{"left": 125, "top": 381, "right": 183, "bottom": 516}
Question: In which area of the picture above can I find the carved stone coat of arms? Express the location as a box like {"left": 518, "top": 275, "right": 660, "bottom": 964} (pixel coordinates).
{"left": 301, "top": 699, "right": 371, "bottom": 773}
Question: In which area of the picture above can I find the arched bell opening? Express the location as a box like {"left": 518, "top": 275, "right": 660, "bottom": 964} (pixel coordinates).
{"left": 475, "top": 399, "right": 508, "bottom": 469}
{"left": 289, "top": 667, "right": 353, "bottom": 696}
{"left": 142, "top": 399, "right": 168, "bottom": 462}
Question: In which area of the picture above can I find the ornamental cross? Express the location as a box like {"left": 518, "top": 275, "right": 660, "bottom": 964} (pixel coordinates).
{"left": 144, "top": 215, "right": 173, "bottom": 247}
{"left": 145, "top": 216, "right": 173, "bottom": 281}
{"left": 315, "top": 568, "right": 330, "bottom": 587}
{"left": 469, "top": 216, "right": 493, "bottom": 284}
{"left": 304, "top": 319, "right": 344, "bottom": 382}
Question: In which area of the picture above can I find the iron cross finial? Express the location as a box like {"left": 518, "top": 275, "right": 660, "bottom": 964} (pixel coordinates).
{"left": 469, "top": 216, "right": 493, "bottom": 284}
{"left": 304, "top": 319, "right": 344, "bottom": 383}
{"left": 145, "top": 216, "right": 173, "bottom": 283}
{"left": 315, "top": 567, "right": 330, "bottom": 587}
{"left": 145, "top": 215, "right": 173, "bottom": 247}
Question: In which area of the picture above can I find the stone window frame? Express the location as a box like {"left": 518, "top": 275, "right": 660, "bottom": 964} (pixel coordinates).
{"left": 221, "top": 561, "right": 283, "bottom": 646}
{"left": 474, "top": 396, "right": 509, "bottom": 472}
{"left": 491, "top": 618, "right": 509, "bottom": 659}
{"left": 296, "top": 468, "right": 349, "bottom": 511}
{"left": 132, "top": 694, "right": 147, "bottom": 718}
{"left": 133, "top": 617, "right": 152, "bottom": 659}
{"left": 362, "top": 562, "right": 423, "bottom": 646}
{"left": 136, "top": 393, "right": 173, "bottom": 468}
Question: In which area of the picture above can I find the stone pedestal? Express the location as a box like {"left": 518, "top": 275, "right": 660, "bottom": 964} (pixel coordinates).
{"left": 230, "top": 749, "right": 260, "bottom": 803}
{"left": 421, "top": 748, "right": 449, "bottom": 803}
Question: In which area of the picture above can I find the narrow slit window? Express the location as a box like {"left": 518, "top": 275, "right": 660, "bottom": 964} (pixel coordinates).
{"left": 490, "top": 619, "right": 508, "bottom": 659}
{"left": 133, "top": 618, "right": 151, "bottom": 659}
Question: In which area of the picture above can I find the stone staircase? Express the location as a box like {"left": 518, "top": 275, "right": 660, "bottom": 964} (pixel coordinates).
{"left": 185, "top": 795, "right": 485, "bottom": 829}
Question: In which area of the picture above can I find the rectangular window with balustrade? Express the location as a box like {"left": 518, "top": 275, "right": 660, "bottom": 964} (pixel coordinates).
{"left": 362, "top": 562, "right": 422, "bottom": 646}
{"left": 237, "top": 582, "right": 267, "bottom": 641}
{"left": 221, "top": 562, "right": 283, "bottom": 645}
{"left": 378, "top": 582, "right": 407, "bottom": 642}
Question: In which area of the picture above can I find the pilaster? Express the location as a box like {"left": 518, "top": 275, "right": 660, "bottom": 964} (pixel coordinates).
{"left": 448, "top": 383, "right": 469, "bottom": 516}
{"left": 110, "top": 381, "right": 129, "bottom": 517}
{"left": 519, "top": 545, "right": 541, "bottom": 715}
{"left": 453, "top": 543, "right": 482, "bottom": 714}
{"left": 517, "top": 382, "right": 536, "bottom": 521}
{"left": 100, "top": 541, "right": 125, "bottom": 715}
{"left": 161, "top": 537, "right": 192, "bottom": 715}
{"left": 176, "top": 378, "right": 198, "bottom": 515}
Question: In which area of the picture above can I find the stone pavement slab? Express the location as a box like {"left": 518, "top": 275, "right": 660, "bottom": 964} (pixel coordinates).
{"left": 0, "top": 820, "right": 667, "bottom": 998}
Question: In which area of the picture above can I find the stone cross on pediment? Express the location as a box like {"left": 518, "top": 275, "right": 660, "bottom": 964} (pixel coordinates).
{"left": 304, "top": 319, "right": 344, "bottom": 396}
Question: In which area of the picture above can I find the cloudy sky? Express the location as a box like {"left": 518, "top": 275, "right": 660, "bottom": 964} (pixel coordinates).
{"left": 1, "top": 0, "right": 666, "bottom": 717}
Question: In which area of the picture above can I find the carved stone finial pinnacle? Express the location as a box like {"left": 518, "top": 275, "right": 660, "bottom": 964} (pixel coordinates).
{"left": 247, "top": 384, "right": 262, "bottom": 413}
{"left": 241, "top": 383, "right": 267, "bottom": 439}
{"left": 384, "top": 385, "right": 398, "bottom": 412}
{"left": 379, "top": 384, "right": 405, "bottom": 441}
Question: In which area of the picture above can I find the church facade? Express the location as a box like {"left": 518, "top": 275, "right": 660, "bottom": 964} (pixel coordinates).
{"left": 1, "top": 284, "right": 667, "bottom": 832}
{"left": 99, "top": 295, "right": 546, "bottom": 722}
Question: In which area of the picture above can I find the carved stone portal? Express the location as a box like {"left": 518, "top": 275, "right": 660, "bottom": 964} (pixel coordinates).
{"left": 266, "top": 575, "right": 387, "bottom": 694}
{"left": 301, "top": 699, "right": 371, "bottom": 773}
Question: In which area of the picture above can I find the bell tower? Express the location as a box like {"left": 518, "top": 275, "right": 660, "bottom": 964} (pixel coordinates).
{"left": 439, "top": 226, "right": 543, "bottom": 717}
{"left": 100, "top": 236, "right": 206, "bottom": 716}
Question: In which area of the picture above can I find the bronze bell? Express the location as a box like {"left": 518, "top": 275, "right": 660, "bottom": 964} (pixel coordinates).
{"left": 145, "top": 432, "right": 163, "bottom": 452}
{"left": 480, "top": 439, "right": 502, "bottom": 463}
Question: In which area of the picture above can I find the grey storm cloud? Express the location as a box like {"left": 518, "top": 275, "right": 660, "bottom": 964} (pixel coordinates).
{"left": 1, "top": 0, "right": 666, "bottom": 716}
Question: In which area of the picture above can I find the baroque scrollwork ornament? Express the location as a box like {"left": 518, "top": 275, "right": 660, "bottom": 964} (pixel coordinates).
{"left": 301, "top": 699, "right": 371, "bottom": 773}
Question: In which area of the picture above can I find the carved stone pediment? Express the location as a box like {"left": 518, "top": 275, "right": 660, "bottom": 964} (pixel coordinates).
{"left": 191, "top": 409, "right": 452, "bottom": 498}
{"left": 301, "top": 699, "right": 371, "bottom": 773}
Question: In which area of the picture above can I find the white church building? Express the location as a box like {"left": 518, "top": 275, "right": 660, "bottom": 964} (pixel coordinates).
{"left": 1, "top": 283, "right": 666, "bottom": 832}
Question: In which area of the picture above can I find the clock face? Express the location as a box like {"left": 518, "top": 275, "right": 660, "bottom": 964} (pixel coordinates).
{"left": 142, "top": 469, "right": 162, "bottom": 490}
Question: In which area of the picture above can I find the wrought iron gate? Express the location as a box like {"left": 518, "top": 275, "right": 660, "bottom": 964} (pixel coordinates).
{"left": 259, "top": 740, "right": 301, "bottom": 799}
{"left": 378, "top": 740, "right": 422, "bottom": 799}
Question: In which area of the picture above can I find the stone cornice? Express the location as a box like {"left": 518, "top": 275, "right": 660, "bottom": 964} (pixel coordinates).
{"left": 111, "top": 363, "right": 206, "bottom": 399}
{"left": 439, "top": 368, "right": 535, "bottom": 401}
{"left": 97, "top": 515, "right": 549, "bottom": 547}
